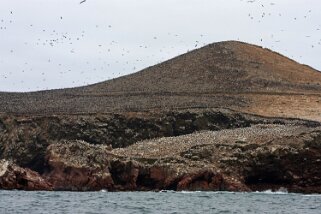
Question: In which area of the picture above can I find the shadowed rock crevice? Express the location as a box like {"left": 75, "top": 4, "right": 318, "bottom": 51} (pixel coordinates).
{"left": 244, "top": 159, "right": 292, "bottom": 185}
{"left": 109, "top": 160, "right": 139, "bottom": 190}
{"left": 242, "top": 142, "right": 321, "bottom": 192}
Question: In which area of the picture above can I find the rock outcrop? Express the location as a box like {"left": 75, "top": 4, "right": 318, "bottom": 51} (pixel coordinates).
{"left": 2, "top": 124, "right": 319, "bottom": 193}
{"left": 0, "top": 159, "right": 52, "bottom": 191}
{"left": 43, "top": 141, "right": 114, "bottom": 191}
{"left": 40, "top": 141, "right": 245, "bottom": 191}
{"left": 113, "top": 124, "right": 321, "bottom": 193}
{"left": 1, "top": 110, "right": 317, "bottom": 174}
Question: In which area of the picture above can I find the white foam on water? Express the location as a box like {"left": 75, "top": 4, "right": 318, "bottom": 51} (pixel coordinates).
{"left": 255, "top": 188, "right": 288, "bottom": 195}
{"left": 159, "top": 190, "right": 175, "bottom": 193}
{"left": 179, "top": 191, "right": 202, "bottom": 194}
{"left": 303, "top": 194, "right": 321, "bottom": 197}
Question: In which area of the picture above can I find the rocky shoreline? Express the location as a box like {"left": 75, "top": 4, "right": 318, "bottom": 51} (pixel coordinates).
{"left": 1, "top": 110, "right": 321, "bottom": 193}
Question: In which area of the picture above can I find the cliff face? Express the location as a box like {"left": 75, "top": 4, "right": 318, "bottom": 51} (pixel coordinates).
{"left": 0, "top": 41, "right": 321, "bottom": 192}
{"left": 40, "top": 124, "right": 321, "bottom": 193}
{"left": 1, "top": 110, "right": 318, "bottom": 173}
{"left": 0, "top": 110, "right": 320, "bottom": 193}
{"left": 0, "top": 110, "right": 255, "bottom": 172}
{"left": 112, "top": 124, "right": 321, "bottom": 193}
{"left": 1, "top": 124, "right": 320, "bottom": 193}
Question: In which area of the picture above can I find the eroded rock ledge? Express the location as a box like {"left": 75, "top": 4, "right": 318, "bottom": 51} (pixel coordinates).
{"left": 1, "top": 124, "right": 320, "bottom": 193}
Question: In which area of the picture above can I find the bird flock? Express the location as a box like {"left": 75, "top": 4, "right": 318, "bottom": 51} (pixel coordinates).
{"left": 0, "top": 0, "right": 320, "bottom": 92}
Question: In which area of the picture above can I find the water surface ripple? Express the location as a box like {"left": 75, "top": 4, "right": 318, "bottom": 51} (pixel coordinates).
{"left": 1, "top": 190, "right": 320, "bottom": 214}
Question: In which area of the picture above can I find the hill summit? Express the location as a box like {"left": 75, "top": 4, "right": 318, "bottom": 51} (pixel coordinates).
{"left": 86, "top": 40, "right": 321, "bottom": 94}
{"left": 0, "top": 41, "right": 320, "bottom": 121}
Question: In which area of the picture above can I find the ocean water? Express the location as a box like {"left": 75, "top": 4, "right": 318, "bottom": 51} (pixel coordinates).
{"left": 0, "top": 190, "right": 320, "bottom": 214}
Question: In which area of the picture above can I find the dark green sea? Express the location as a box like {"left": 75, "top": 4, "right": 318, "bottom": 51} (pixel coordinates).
{"left": 1, "top": 190, "right": 320, "bottom": 214}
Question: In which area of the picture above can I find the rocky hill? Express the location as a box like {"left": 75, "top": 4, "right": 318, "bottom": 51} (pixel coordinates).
{"left": 0, "top": 41, "right": 320, "bottom": 121}
{"left": 0, "top": 41, "right": 321, "bottom": 192}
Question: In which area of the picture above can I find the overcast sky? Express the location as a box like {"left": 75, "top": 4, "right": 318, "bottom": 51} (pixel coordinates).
{"left": 0, "top": 0, "right": 320, "bottom": 92}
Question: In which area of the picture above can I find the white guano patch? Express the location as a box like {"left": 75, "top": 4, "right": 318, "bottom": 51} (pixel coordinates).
{"left": 0, "top": 160, "right": 9, "bottom": 177}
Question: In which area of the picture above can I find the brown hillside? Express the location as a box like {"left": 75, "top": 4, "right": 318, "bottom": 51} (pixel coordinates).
{"left": 85, "top": 41, "right": 321, "bottom": 93}
{"left": 0, "top": 41, "right": 320, "bottom": 121}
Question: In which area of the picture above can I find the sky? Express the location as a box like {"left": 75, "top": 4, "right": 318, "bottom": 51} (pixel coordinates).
{"left": 0, "top": 0, "right": 320, "bottom": 92}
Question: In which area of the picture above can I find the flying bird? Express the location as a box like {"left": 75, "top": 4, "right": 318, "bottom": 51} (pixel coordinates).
{"left": 79, "top": 0, "right": 86, "bottom": 4}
